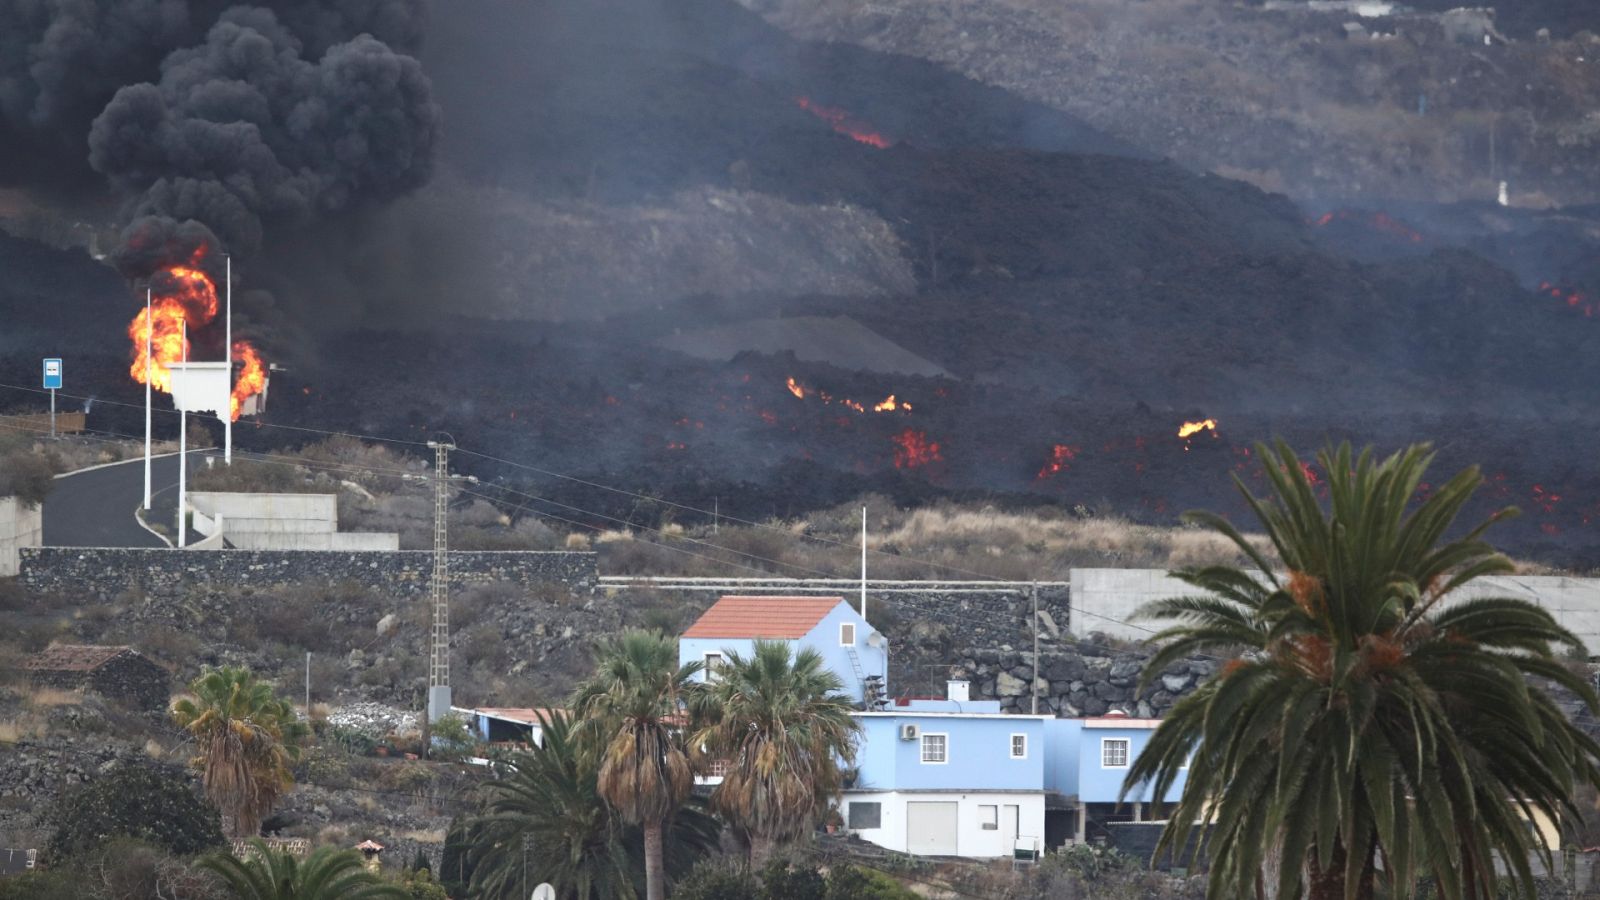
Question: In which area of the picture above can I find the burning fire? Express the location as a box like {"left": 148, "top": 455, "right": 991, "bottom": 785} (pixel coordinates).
{"left": 1177, "top": 419, "right": 1218, "bottom": 439}
{"left": 127, "top": 250, "right": 266, "bottom": 421}
{"left": 784, "top": 377, "right": 910, "bottom": 415}
{"left": 891, "top": 428, "right": 941, "bottom": 469}
{"left": 794, "top": 96, "right": 893, "bottom": 149}
{"left": 1036, "top": 443, "right": 1080, "bottom": 480}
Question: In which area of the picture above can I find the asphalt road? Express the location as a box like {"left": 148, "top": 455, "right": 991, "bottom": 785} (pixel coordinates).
{"left": 42, "top": 452, "right": 211, "bottom": 547}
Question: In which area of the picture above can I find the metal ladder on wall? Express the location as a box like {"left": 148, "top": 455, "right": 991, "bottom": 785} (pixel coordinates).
{"left": 845, "top": 647, "right": 885, "bottom": 709}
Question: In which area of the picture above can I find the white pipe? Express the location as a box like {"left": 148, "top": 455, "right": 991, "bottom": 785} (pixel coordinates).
{"left": 178, "top": 320, "right": 187, "bottom": 548}
{"left": 224, "top": 255, "right": 231, "bottom": 465}
{"left": 143, "top": 288, "right": 151, "bottom": 510}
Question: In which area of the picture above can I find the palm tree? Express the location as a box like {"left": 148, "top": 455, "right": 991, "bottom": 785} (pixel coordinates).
{"left": 466, "top": 710, "right": 719, "bottom": 899}
{"left": 199, "top": 840, "right": 406, "bottom": 899}
{"left": 172, "top": 666, "right": 309, "bottom": 838}
{"left": 691, "top": 639, "right": 862, "bottom": 866}
{"left": 1127, "top": 442, "right": 1600, "bottom": 900}
{"left": 569, "top": 630, "right": 702, "bottom": 900}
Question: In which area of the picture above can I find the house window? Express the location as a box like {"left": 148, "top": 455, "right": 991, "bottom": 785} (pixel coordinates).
{"left": 840, "top": 622, "right": 856, "bottom": 646}
{"left": 708, "top": 759, "right": 730, "bottom": 778}
{"left": 1010, "top": 733, "right": 1028, "bottom": 759}
{"left": 848, "top": 802, "right": 882, "bottom": 829}
{"left": 978, "top": 805, "right": 998, "bottom": 830}
{"left": 703, "top": 652, "right": 723, "bottom": 682}
{"left": 1102, "top": 738, "right": 1130, "bottom": 769}
{"left": 920, "top": 732, "right": 948, "bottom": 764}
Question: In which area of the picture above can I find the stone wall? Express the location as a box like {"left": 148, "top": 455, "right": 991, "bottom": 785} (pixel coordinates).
{"left": 0, "top": 496, "right": 42, "bottom": 577}
{"left": 18, "top": 548, "right": 598, "bottom": 602}
{"left": 949, "top": 645, "right": 1218, "bottom": 717}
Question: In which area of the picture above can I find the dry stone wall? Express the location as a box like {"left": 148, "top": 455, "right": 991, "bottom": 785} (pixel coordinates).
{"left": 18, "top": 548, "right": 598, "bottom": 602}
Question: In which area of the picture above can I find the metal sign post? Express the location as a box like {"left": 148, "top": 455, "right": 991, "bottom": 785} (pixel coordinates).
{"left": 42, "top": 358, "right": 62, "bottom": 438}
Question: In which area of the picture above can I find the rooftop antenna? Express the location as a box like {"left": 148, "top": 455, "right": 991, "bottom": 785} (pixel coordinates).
{"left": 860, "top": 505, "right": 868, "bottom": 627}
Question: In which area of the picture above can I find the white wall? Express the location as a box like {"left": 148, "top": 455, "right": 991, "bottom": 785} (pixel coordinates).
{"left": 188, "top": 492, "right": 397, "bottom": 551}
{"left": 1071, "top": 568, "right": 1600, "bottom": 651}
{"left": 0, "top": 496, "right": 42, "bottom": 576}
{"left": 842, "top": 790, "right": 1046, "bottom": 858}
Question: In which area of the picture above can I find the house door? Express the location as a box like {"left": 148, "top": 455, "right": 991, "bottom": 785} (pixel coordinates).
{"left": 1002, "top": 804, "right": 1021, "bottom": 856}
{"left": 905, "top": 801, "right": 959, "bottom": 855}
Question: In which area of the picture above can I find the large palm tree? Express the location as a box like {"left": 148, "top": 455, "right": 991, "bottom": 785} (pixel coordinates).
{"left": 199, "top": 841, "right": 406, "bottom": 899}
{"left": 466, "top": 710, "right": 719, "bottom": 899}
{"left": 691, "top": 639, "right": 861, "bottom": 866}
{"left": 172, "top": 666, "right": 309, "bottom": 838}
{"left": 1127, "top": 442, "right": 1600, "bottom": 900}
{"left": 569, "top": 630, "right": 702, "bottom": 900}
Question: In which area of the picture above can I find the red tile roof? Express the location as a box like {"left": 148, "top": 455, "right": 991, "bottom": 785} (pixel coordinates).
{"left": 682, "top": 596, "right": 844, "bottom": 639}
{"left": 22, "top": 645, "right": 134, "bottom": 673}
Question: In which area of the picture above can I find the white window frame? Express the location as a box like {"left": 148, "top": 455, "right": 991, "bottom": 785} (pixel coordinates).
{"left": 703, "top": 652, "right": 723, "bottom": 682}
{"left": 978, "top": 804, "right": 998, "bottom": 830}
{"left": 1101, "top": 737, "right": 1130, "bottom": 769}
{"left": 840, "top": 622, "right": 856, "bottom": 646}
{"left": 920, "top": 732, "right": 948, "bottom": 764}
{"left": 1010, "top": 733, "right": 1028, "bottom": 759}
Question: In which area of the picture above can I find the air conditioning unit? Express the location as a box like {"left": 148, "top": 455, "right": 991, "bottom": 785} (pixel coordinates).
{"left": 899, "top": 723, "right": 920, "bottom": 741}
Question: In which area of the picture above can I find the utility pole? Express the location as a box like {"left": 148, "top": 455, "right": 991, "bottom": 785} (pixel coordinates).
{"left": 412, "top": 438, "right": 478, "bottom": 750}
{"left": 860, "top": 506, "right": 868, "bottom": 626}
{"left": 143, "top": 288, "right": 151, "bottom": 510}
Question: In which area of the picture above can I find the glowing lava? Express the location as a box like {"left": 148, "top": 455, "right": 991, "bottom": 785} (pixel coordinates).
{"left": 786, "top": 377, "right": 807, "bottom": 399}
{"left": 1537, "top": 282, "right": 1596, "bottom": 318}
{"left": 891, "top": 428, "right": 941, "bottom": 469}
{"left": 127, "top": 251, "right": 267, "bottom": 421}
{"left": 795, "top": 96, "right": 893, "bottom": 149}
{"left": 1177, "top": 419, "right": 1218, "bottom": 439}
{"left": 1036, "top": 444, "right": 1080, "bottom": 480}
{"left": 873, "top": 394, "right": 910, "bottom": 412}
{"left": 1310, "top": 209, "right": 1424, "bottom": 244}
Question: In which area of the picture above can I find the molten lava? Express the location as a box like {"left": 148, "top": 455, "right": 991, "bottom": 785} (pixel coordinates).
{"left": 873, "top": 394, "right": 910, "bottom": 412}
{"left": 786, "top": 377, "right": 807, "bottom": 399}
{"left": 1311, "top": 209, "right": 1424, "bottom": 244}
{"left": 1177, "top": 419, "right": 1218, "bottom": 439}
{"left": 127, "top": 251, "right": 267, "bottom": 421}
{"left": 1036, "top": 444, "right": 1080, "bottom": 480}
{"left": 1537, "top": 282, "right": 1596, "bottom": 317}
{"left": 891, "top": 428, "right": 941, "bottom": 469}
{"left": 795, "top": 96, "right": 893, "bottom": 149}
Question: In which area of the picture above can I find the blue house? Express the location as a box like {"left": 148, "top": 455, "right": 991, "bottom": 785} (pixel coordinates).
{"left": 678, "top": 596, "right": 887, "bottom": 706}
{"left": 843, "top": 683, "right": 1050, "bottom": 859}
{"left": 1044, "top": 714, "right": 1189, "bottom": 843}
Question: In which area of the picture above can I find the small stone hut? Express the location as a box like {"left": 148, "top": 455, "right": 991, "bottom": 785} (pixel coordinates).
{"left": 20, "top": 645, "right": 170, "bottom": 712}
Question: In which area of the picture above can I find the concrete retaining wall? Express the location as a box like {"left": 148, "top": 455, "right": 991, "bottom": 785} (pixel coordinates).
{"left": 188, "top": 491, "right": 399, "bottom": 551}
{"left": 0, "top": 497, "right": 42, "bottom": 577}
{"left": 1071, "top": 568, "right": 1600, "bottom": 651}
{"left": 18, "top": 547, "right": 597, "bottom": 601}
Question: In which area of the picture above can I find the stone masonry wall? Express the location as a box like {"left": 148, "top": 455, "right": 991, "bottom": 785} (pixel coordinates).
{"left": 950, "top": 645, "right": 1218, "bottom": 717}
{"left": 18, "top": 548, "right": 598, "bottom": 602}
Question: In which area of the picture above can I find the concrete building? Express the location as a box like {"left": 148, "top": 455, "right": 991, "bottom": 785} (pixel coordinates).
{"left": 1043, "top": 714, "right": 1188, "bottom": 845}
{"left": 678, "top": 596, "right": 886, "bottom": 706}
{"left": 845, "top": 697, "right": 1049, "bottom": 859}
{"left": 188, "top": 491, "right": 398, "bottom": 550}
{"left": 0, "top": 496, "right": 41, "bottom": 577}
{"left": 462, "top": 707, "right": 564, "bottom": 749}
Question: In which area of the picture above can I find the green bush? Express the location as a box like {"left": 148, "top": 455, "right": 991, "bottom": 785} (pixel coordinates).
{"left": 430, "top": 712, "right": 480, "bottom": 761}
{"left": 0, "top": 868, "right": 80, "bottom": 900}
{"left": 824, "top": 865, "right": 919, "bottom": 900}
{"left": 673, "top": 858, "right": 759, "bottom": 900}
{"left": 46, "top": 765, "right": 226, "bottom": 863}
{"left": 398, "top": 866, "right": 449, "bottom": 899}
{"left": 758, "top": 859, "right": 827, "bottom": 899}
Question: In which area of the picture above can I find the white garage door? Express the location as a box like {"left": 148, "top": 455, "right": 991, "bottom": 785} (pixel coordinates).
{"left": 906, "top": 801, "right": 959, "bottom": 855}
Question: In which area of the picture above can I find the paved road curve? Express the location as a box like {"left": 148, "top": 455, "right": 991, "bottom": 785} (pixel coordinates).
{"left": 42, "top": 452, "right": 209, "bottom": 547}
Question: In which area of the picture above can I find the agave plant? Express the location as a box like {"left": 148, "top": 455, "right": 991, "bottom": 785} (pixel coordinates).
{"left": 198, "top": 841, "right": 405, "bottom": 899}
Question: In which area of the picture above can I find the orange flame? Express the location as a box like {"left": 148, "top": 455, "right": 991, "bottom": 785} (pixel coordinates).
{"left": 1177, "top": 419, "right": 1218, "bottom": 439}
{"left": 795, "top": 96, "right": 893, "bottom": 149}
{"left": 786, "top": 377, "right": 807, "bottom": 399}
{"left": 127, "top": 254, "right": 267, "bottom": 421}
{"left": 873, "top": 394, "right": 911, "bottom": 412}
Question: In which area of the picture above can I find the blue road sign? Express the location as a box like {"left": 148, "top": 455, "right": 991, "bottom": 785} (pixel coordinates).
{"left": 42, "top": 358, "right": 62, "bottom": 390}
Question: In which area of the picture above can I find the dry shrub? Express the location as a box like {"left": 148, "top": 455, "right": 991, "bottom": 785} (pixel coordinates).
{"left": 565, "top": 532, "right": 593, "bottom": 550}
{"left": 28, "top": 687, "right": 83, "bottom": 708}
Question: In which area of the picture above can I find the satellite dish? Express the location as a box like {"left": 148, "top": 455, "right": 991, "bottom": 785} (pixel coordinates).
{"left": 532, "top": 884, "right": 556, "bottom": 900}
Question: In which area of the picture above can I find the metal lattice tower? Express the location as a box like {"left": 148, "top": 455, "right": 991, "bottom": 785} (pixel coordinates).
{"left": 426, "top": 440, "right": 454, "bottom": 720}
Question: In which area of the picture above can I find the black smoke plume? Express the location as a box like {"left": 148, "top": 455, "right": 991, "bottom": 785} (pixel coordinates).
{"left": 87, "top": 7, "right": 439, "bottom": 252}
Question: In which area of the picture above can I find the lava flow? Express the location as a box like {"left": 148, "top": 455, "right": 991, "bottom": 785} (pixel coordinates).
{"left": 891, "top": 428, "right": 942, "bottom": 469}
{"left": 1177, "top": 419, "right": 1218, "bottom": 439}
{"left": 1036, "top": 443, "right": 1080, "bottom": 480}
{"left": 1537, "top": 282, "right": 1596, "bottom": 317}
{"left": 127, "top": 248, "right": 266, "bottom": 421}
{"left": 795, "top": 96, "right": 893, "bottom": 149}
{"left": 784, "top": 377, "right": 911, "bottom": 415}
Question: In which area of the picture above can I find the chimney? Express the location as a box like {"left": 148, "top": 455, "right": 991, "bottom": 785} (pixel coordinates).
{"left": 946, "top": 680, "right": 970, "bottom": 703}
